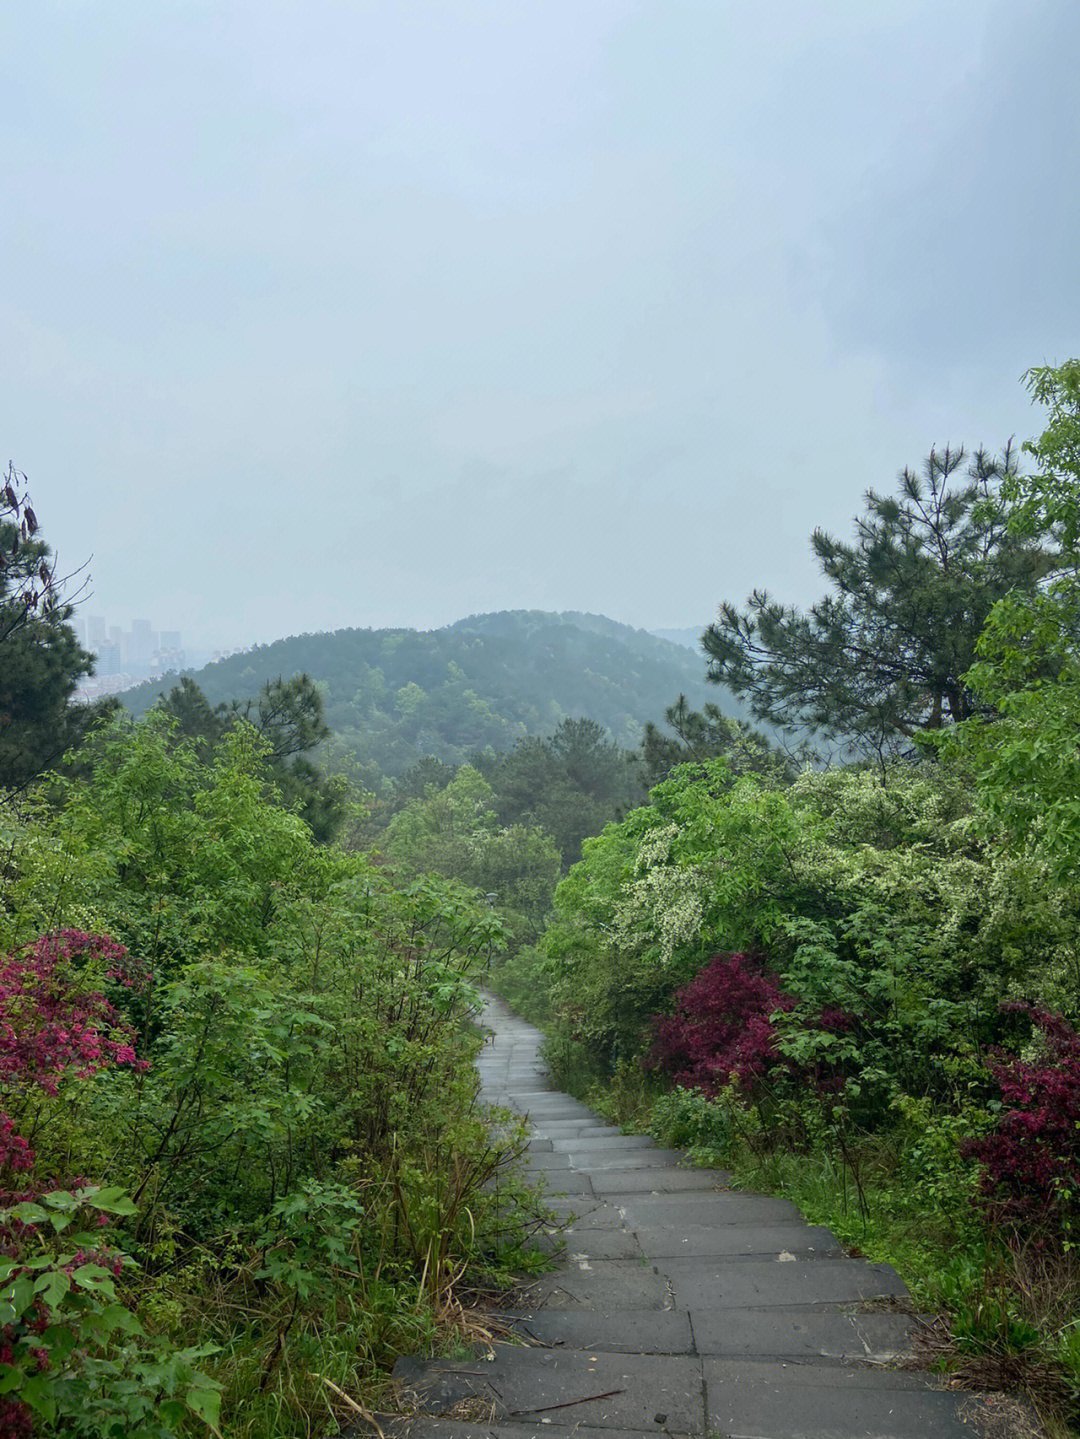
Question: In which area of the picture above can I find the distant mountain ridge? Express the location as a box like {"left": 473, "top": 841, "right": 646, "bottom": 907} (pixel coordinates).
{"left": 122, "top": 610, "right": 727, "bottom": 777}
{"left": 650, "top": 626, "right": 706, "bottom": 655}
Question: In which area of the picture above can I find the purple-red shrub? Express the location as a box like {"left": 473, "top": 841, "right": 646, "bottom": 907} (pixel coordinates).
{"left": 0, "top": 932, "right": 148, "bottom": 1436}
{"left": 964, "top": 1003, "right": 1080, "bottom": 1231}
{"left": 648, "top": 952, "right": 796, "bottom": 1095}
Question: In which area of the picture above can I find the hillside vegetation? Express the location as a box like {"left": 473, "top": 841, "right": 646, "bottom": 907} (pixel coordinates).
{"left": 7, "top": 363, "right": 1080, "bottom": 1436}
{"left": 492, "top": 368, "right": 1080, "bottom": 1434}
{"left": 122, "top": 611, "right": 719, "bottom": 777}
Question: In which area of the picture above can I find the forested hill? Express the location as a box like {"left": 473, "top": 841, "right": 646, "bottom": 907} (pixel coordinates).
{"left": 122, "top": 610, "right": 723, "bottom": 775}
{"left": 650, "top": 626, "right": 705, "bottom": 654}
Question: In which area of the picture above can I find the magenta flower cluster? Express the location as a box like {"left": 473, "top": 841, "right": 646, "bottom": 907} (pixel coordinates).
{"left": 964, "top": 1002, "right": 1080, "bottom": 1231}
{"left": 0, "top": 929, "right": 147, "bottom": 1105}
{"left": 0, "top": 931, "right": 148, "bottom": 1436}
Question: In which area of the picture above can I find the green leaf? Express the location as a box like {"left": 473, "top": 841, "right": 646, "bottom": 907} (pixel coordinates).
{"left": 186, "top": 1382, "right": 223, "bottom": 1428}
{"left": 0, "top": 1364, "right": 23, "bottom": 1396}
{"left": 1, "top": 1276, "right": 38, "bottom": 1324}
{"left": 41, "top": 1190, "right": 77, "bottom": 1211}
{"left": 18, "top": 1372, "right": 57, "bottom": 1423}
{"left": 97, "top": 1302, "right": 144, "bottom": 1337}
{"left": 8, "top": 1202, "right": 47, "bottom": 1226}
{"left": 41, "top": 1324, "right": 77, "bottom": 1362}
{"left": 87, "top": 1187, "right": 139, "bottom": 1216}
{"left": 34, "top": 1269, "right": 71, "bottom": 1309}
{"left": 71, "top": 1263, "right": 117, "bottom": 1299}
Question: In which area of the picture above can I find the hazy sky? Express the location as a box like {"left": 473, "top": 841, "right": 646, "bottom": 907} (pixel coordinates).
{"left": 4, "top": 1, "right": 1078, "bottom": 649}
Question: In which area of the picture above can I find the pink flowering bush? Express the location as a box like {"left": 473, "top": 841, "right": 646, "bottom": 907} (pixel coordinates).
{"left": 0, "top": 930, "right": 147, "bottom": 1198}
{"left": 0, "top": 932, "right": 202, "bottom": 1436}
{"left": 963, "top": 1003, "right": 1080, "bottom": 1234}
{"left": 0, "top": 930, "right": 146, "bottom": 1087}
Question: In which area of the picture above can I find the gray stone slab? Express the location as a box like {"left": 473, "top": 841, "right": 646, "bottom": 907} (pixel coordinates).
{"left": 520, "top": 1153, "right": 575, "bottom": 1170}
{"left": 523, "top": 1108, "right": 598, "bottom": 1124}
{"left": 551, "top": 1135, "right": 658, "bottom": 1153}
{"left": 496, "top": 1308, "right": 695, "bottom": 1354}
{"left": 591, "top": 1168, "right": 728, "bottom": 1194}
{"left": 689, "top": 1306, "right": 923, "bottom": 1361}
{"left": 613, "top": 1192, "right": 803, "bottom": 1228}
{"left": 381, "top": 1420, "right": 687, "bottom": 1439}
{"left": 539, "top": 1196, "right": 627, "bottom": 1228}
{"left": 532, "top": 1172, "right": 596, "bottom": 1196}
{"left": 633, "top": 1222, "right": 842, "bottom": 1260}
{"left": 703, "top": 1357, "right": 972, "bottom": 1438}
{"left": 545, "top": 1226, "right": 643, "bottom": 1260}
{"left": 660, "top": 1256, "right": 908, "bottom": 1308}
{"left": 517, "top": 1092, "right": 594, "bottom": 1106}
{"left": 574, "top": 1150, "right": 688, "bottom": 1172}
{"left": 394, "top": 1346, "right": 705, "bottom": 1433}
{"left": 537, "top": 1121, "right": 619, "bottom": 1137}
{"left": 516, "top": 1258, "right": 672, "bottom": 1311}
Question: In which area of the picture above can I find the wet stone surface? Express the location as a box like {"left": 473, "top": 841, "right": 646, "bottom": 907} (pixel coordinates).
{"left": 385, "top": 993, "right": 989, "bottom": 1439}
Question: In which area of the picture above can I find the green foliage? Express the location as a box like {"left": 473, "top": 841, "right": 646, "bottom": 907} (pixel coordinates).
{"left": 941, "top": 361, "right": 1080, "bottom": 881}
{"left": 0, "top": 472, "right": 98, "bottom": 792}
{"left": 157, "top": 674, "right": 348, "bottom": 843}
{"left": 540, "top": 760, "right": 1080, "bottom": 1081}
{"left": 704, "top": 445, "right": 1051, "bottom": 754}
{"left": 121, "top": 611, "right": 721, "bottom": 779}
{"left": 0, "top": 1186, "right": 221, "bottom": 1439}
{"left": 640, "top": 693, "right": 797, "bottom": 787}
{"left": 486, "top": 717, "right": 644, "bottom": 868}
{"left": 384, "top": 766, "right": 560, "bottom": 946}
{"left": 0, "top": 705, "right": 536, "bottom": 1435}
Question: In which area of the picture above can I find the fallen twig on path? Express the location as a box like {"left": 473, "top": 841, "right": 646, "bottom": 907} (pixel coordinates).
{"left": 508, "top": 1388, "right": 625, "bottom": 1416}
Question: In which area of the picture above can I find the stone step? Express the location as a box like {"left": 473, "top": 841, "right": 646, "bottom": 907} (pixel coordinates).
{"left": 631, "top": 1221, "right": 842, "bottom": 1259}
{"left": 688, "top": 1305, "right": 928, "bottom": 1361}
{"left": 494, "top": 1308, "right": 694, "bottom": 1354}
{"left": 703, "top": 1357, "right": 973, "bottom": 1438}
{"left": 490, "top": 1305, "right": 923, "bottom": 1363}
{"left": 590, "top": 1168, "right": 728, "bottom": 1194}
{"left": 534, "top": 1225, "right": 643, "bottom": 1259}
{"left": 374, "top": 1420, "right": 686, "bottom": 1439}
{"left": 393, "top": 1345, "right": 706, "bottom": 1433}
{"left": 550, "top": 1135, "right": 658, "bottom": 1153}
{"left": 512, "top": 1259, "right": 672, "bottom": 1311}
{"left": 658, "top": 1255, "right": 908, "bottom": 1308}
{"left": 612, "top": 1191, "right": 805, "bottom": 1227}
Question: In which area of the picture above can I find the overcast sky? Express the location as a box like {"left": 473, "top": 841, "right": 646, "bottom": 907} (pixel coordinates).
{"left": 4, "top": 1, "right": 1078, "bottom": 649}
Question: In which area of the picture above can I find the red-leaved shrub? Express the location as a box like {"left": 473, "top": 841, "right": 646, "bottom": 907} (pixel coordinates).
{"left": 964, "top": 1003, "right": 1080, "bottom": 1232}
{"left": 0, "top": 931, "right": 148, "bottom": 1435}
{"left": 648, "top": 952, "right": 796, "bottom": 1095}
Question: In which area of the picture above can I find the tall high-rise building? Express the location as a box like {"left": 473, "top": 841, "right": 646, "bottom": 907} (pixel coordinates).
{"left": 129, "top": 618, "right": 155, "bottom": 665}
{"left": 88, "top": 615, "right": 108, "bottom": 650}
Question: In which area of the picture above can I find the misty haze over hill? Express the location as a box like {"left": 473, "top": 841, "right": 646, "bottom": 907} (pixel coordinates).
{"left": 122, "top": 610, "right": 731, "bottom": 776}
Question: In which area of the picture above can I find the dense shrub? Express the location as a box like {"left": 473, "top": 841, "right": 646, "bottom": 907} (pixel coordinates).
{"left": 964, "top": 1004, "right": 1080, "bottom": 1234}
{"left": 648, "top": 952, "right": 794, "bottom": 1094}
{"left": 0, "top": 930, "right": 217, "bottom": 1438}
{"left": 0, "top": 717, "right": 529, "bottom": 1435}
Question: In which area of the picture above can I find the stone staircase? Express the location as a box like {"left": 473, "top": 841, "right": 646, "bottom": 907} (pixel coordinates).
{"left": 388, "top": 993, "right": 998, "bottom": 1439}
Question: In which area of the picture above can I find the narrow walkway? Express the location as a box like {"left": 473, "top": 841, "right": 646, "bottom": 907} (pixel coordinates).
{"left": 392, "top": 994, "right": 984, "bottom": 1439}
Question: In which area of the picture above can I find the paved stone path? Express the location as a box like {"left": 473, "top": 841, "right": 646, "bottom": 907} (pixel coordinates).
{"left": 392, "top": 994, "right": 984, "bottom": 1439}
